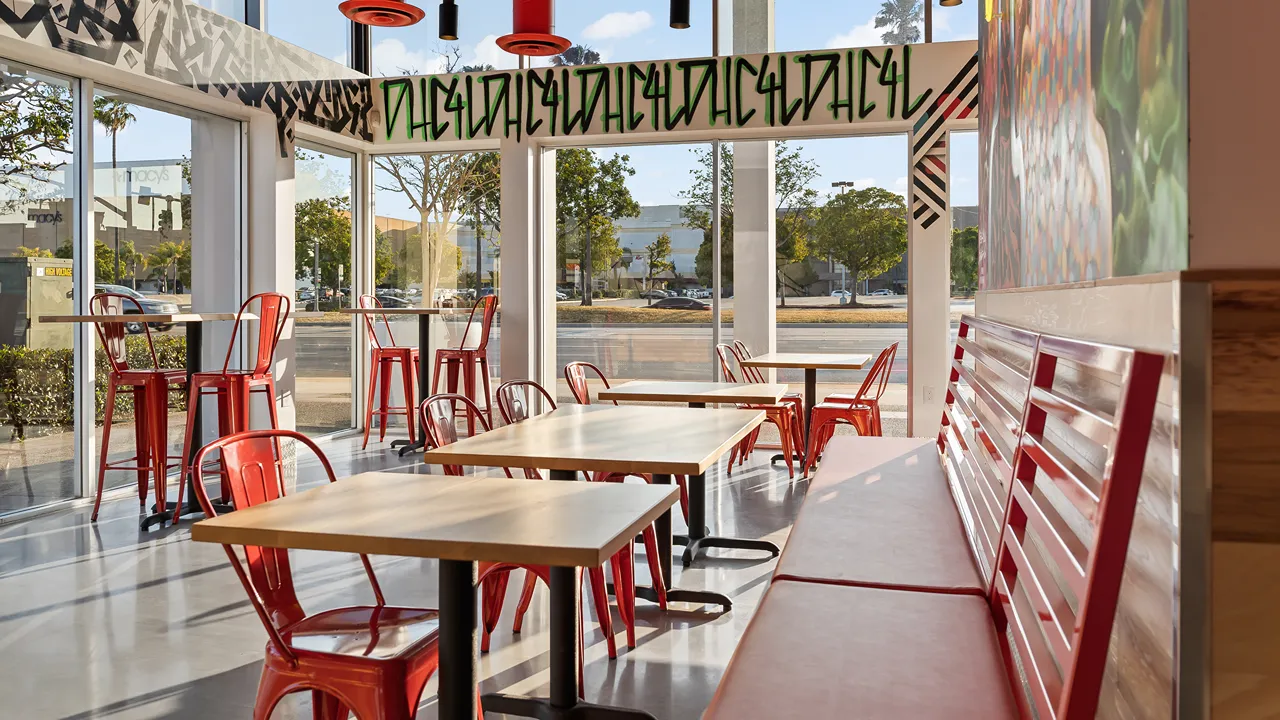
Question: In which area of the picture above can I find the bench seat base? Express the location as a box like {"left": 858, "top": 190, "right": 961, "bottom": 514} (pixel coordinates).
{"left": 773, "top": 437, "right": 986, "bottom": 595}
{"left": 704, "top": 580, "right": 1019, "bottom": 719}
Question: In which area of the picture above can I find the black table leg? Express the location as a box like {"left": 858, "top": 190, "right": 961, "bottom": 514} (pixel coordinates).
{"left": 680, "top": 471, "right": 779, "bottom": 568}
{"left": 631, "top": 473, "right": 731, "bottom": 611}
{"left": 395, "top": 312, "right": 433, "bottom": 456}
{"left": 140, "top": 321, "right": 230, "bottom": 531}
{"left": 439, "top": 559, "right": 478, "bottom": 720}
{"left": 483, "top": 566, "right": 658, "bottom": 720}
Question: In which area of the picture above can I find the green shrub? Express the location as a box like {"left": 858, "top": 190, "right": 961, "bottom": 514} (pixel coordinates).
{"left": 0, "top": 335, "right": 188, "bottom": 439}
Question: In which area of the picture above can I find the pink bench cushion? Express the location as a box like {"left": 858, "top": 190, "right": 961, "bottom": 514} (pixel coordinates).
{"left": 704, "top": 580, "right": 1019, "bottom": 719}
{"left": 772, "top": 436, "right": 985, "bottom": 595}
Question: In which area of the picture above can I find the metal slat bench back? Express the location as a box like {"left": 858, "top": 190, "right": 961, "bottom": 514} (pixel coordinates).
{"left": 937, "top": 314, "right": 1041, "bottom": 581}
{"left": 989, "top": 333, "right": 1165, "bottom": 720}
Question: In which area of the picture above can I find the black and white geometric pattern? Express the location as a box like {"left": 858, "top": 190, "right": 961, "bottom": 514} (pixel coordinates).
{"left": 910, "top": 52, "right": 978, "bottom": 229}
{"left": 0, "top": 0, "right": 374, "bottom": 155}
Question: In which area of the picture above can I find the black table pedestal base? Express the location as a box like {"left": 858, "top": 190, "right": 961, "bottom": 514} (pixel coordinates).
{"left": 141, "top": 496, "right": 234, "bottom": 531}
{"left": 683, "top": 536, "right": 780, "bottom": 567}
{"left": 391, "top": 438, "right": 425, "bottom": 457}
{"left": 481, "top": 694, "right": 658, "bottom": 720}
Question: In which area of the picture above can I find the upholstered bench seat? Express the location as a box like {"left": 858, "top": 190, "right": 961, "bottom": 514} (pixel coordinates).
{"left": 772, "top": 436, "right": 985, "bottom": 595}
{"left": 703, "top": 579, "right": 1019, "bottom": 720}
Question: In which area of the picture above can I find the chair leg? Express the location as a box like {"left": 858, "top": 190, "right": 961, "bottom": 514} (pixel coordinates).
{"left": 251, "top": 666, "right": 295, "bottom": 720}
{"left": 587, "top": 566, "right": 617, "bottom": 659}
{"left": 361, "top": 354, "right": 380, "bottom": 449}
{"left": 777, "top": 414, "right": 795, "bottom": 478}
{"left": 377, "top": 360, "right": 393, "bottom": 442}
{"left": 480, "top": 570, "right": 510, "bottom": 653}
{"left": 133, "top": 386, "right": 151, "bottom": 508}
{"left": 640, "top": 525, "right": 669, "bottom": 610}
{"left": 311, "top": 690, "right": 349, "bottom": 720}
{"left": 150, "top": 381, "right": 171, "bottom": 515}
{"left": 92, "top": 382, "right": 118, "bottom": 522}
{"left": 478, "top": 356, "right": 493, "bottom": 424}
{"left": 175, "top": 384, "right": 203, "bottom": 520}
{"left": 431, "top": 353, "right": 445, "bottom": 394}
{"left": 399, "top": 355, "right": 416, "bottom": 446}
{"left": 805, "top": 418, "right": 829, "bottom": 475}
{"left": 675, "top": 475, "right": 690, "bottom": 524}
{"left": 512, "top": 570, "right": 539, "bottom": 633}
{"left": 446, "top": 359, "right": 460, "bottom": 396}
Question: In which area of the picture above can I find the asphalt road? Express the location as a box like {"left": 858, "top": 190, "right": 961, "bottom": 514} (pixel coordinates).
{"left": 296, "top": 323, "right": 918, "bottom": 384}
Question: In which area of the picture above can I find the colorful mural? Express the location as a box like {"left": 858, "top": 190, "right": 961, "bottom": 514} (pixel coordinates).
{"left": 979, "top": 0, "right": 1187, "bottom": 290}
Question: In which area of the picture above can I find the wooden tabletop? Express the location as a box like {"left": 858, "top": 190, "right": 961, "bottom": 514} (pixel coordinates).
{"left": 190, "top": 473, "right": 680, "bottom": 568}
{"left": 339, "top": 307, "right": 462, "bottom": 315}
{"left": 422, "top": 404, "right": 766, "bottom": 476}
{"left": 40, "top": 312, "right": 257, "bottom": 323}
{"left": 598, "top": 381, "right": 789, "bottom": 405}
{"left": 741, "top": 352, "right": 872, "bottom": 370}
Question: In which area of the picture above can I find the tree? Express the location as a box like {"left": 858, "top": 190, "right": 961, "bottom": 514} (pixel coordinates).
{"left": 295, "top": 197, "right": 353, "bottom": 306}
{"left": 556, "top": 148, "right": 640, "bottom": 305}
{"left": 811, "top": 187, "right": 908, "bottom": 305}
{"left": 0, "top": 75, "right": 72, "bottom": 207}
{"left": 373, "top": 52, "right": 500, "bottom": 301}
{"left": 460, "top": 150, "right": 501, "bottom": 294}
{"left": 951, "top": 225, "right": 979, "bottom": 295}
{"left": 875, "top": 0, "right": 922, "bottom": 44}
{"left": 679, "top": 142, "right": 820, "bottom": 302}
{"left": 552, "top": 45, "right": 601, "bottom": 67}
{"left": 94, "top": 97, "right": 136, "bottom": 284}
{"left": 116, "top": 240, "right": 146, "bottom": 286}
{"left": 146, "top": 241, "right": 190, "bottom": 293}
{"left": 643, "top": 232, "right": 674, "bottom": 305}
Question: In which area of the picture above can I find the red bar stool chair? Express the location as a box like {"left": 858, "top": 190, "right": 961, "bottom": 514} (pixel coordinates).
{"left": 432, "top": 295, "right": 497, "bottom": 424}
{"left": 89, "top": 293, "right": 188, "bottom": 522}
{"left": 420, "top": 394, "right": 596, "bottom": 685}
{"left": 358, "top": 294, "right": 419, "bottom": 449}
{"left": 563, "top": 361, "right": 691, "bottom": 519}
{"left": 734, "top": 339, "right": 804, "bottom": 418}
{"left": 714, "top": 344, "right": 800, "bottom": 477}
{"left": 176, "top": 292, "right": 290, "bottom": 515}
{"left": 803, "top": 342, "right": 899, "bottom": 474}
{"left": 189, "top": 429, "right": 477, "bottom": 720}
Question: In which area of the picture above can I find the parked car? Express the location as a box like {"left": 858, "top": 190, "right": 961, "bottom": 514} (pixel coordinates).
{"left": 640, "top": 289, "right": 671, "bottom": 300}
{"left": 94, "top": 284, "right": 178, "bottom": 334}
{"left": 830, "top": 290, "right": 852, "bottom": 299}
{"left": 651, "top": 297, "right": 710, "bottom": 310}
{"left": 555, "top": 290, "right": 569, "bottom": 301}
{"left": 869, "top": 289, "right": 894, "bottom": 296}
{"left": 374, "top": 291, "right": 411, "bottom": 308}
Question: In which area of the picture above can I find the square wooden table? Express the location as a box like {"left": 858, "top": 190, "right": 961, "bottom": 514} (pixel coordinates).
{"left": 192, "top": 472, "right": 678, "bottom": 720}
{"left": 740, "top": 352, "right": 872, "bottom": 465}
{"left": 339, "top": 307, "right": 463, "bottom": 456}
{"left": 595, "top": 381, "right": 789, "bottom": 567}
{"left": 41, "top": 311, "right": 258, "bottom": 530}
{"left": 422, "top": 403, "right": 766, "bottom": 611}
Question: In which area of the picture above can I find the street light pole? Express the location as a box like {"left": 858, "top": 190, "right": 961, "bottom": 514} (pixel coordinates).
{"left": 926, "top": 0, "right": 963, "bottom": 44}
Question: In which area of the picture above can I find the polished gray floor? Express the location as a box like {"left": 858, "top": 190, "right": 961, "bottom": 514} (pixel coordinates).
{"left": 0, "top": 431, "right": 806, "bottom": 719}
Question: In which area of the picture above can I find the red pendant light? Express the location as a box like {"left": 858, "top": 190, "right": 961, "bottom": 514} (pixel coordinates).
{"left": 496, "top": 0, "right": 571, "bottom": 57}
{"left": 339, "top": 0, "right": 425, "bottom": 27}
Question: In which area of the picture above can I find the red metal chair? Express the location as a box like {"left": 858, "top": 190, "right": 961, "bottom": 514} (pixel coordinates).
{"left": 733, "top": 339, "right": 804, "bottom": 419}
{"left": 190, "top": 429, "right": 477, "bottom": 720}
{"left": 802, "top": 342, "right": 899, "bottom": 474}
{"left": 89, "top": 293, "right": 187, "bottom": 522}
{"left": 714, "top": 345, "right": 800, "bottom": 478}
{"left": 358, "top": 294, "right": 420, "bottom": 449}
{"left": 563, "top": 361, "right": 692, "bottom": 517}
{"left": 432, "top": 295, "right": 497, "bottom": 423}
{"left": 420, "top": 394, "right": 598, "bottom": 683}
{"left": 176, "top": 292, "right": 290, "bottom": 516}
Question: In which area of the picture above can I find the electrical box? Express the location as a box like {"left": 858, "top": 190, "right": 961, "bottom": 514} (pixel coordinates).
{"left": 0, "top": 258, "right": 74, "bottom": 350}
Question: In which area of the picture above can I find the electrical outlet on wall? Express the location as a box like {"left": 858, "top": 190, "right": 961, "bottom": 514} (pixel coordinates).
{"left": 923, "top": 385, "right": 935, "bottom": 403}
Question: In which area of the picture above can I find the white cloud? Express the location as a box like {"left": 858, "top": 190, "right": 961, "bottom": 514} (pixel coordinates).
{"left": 582, "top": 11, "right": 654, "bottom": 41}
{"left": 470, "top": 34, "right": 520, "bottom": 70}
{"left": 371, "top": 38, "right": 448, "bottom": 77}
{"left": 854, "top": 177, "right": 878, "bottom": 190}
{"left": 827, "top": 18, "right": 883, "bottom": 48}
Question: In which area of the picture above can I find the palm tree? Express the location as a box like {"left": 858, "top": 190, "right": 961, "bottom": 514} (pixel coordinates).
{"left": 875, "top": 0, "right": 922, "bottom": 44}
{"left": 94, "top": 97, "right": 135, "bottom": 284}
{"left": 552, "top": 45, "right": 601, "bottom": 67}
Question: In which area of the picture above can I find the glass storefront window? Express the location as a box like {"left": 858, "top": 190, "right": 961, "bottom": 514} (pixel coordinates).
{"left": 0, "top": 62, "right": 78, "bottom": 514}
{"left": 295, "top": 144, "right": 355, "bottom": 433}
{"left": 372, "top": 151, "right": 500, "bottom": 430}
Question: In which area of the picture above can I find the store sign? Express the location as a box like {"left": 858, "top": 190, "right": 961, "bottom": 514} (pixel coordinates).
{"left": 377, "top": 41, "right": 977, "bottom": 145}
{"left": 27, "top": 210, "right": 63, "bottom": 224}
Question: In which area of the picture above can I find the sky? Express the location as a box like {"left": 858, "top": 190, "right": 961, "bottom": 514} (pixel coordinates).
{"left": 109, "top": 1, "right": 980, "bottom": 222}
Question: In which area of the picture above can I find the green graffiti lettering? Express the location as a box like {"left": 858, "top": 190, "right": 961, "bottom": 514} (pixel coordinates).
{"left": 606, "top": 66, "right": 626, "bottom": 134}
{"left": 641, "top": 63, "right": 665, "bottom": 132}
{"left": 900, "top": 45, "right": 932, "bottom": 119}
{"left": 734, "top": 56, "right": 759, "bottom": 126}
{"left": 797, "top": 52, "right": 843, "bottom": 122}
{"left": 876, "top": 48, "right": 899, "bottom": 119}
{"left": 858, "top": 49, "right": 879, "bottom": 119}
{"left": 381, "top": 78, "right": 414, "bottom": 141}
{"left": 626, "top": 63, "right": 647, "bottom": 131}
{"left": 427, "top": 76, "right": 454, "bottom": 140}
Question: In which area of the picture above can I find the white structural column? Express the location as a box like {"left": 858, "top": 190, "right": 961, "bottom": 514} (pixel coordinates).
{"left": 905, "top": 130, "right": 952, "bottom": 436}
{"left": 191, "top": 115, "right": 248, "bottom": 443}
{"left": 245, "top": 114, "right": 297, "bottom": 430}
{"left": 499, "top": 138, "right": 553, "bottom": 389}
{"left": 732, "top": 0, "right": 776, "bottom": 367}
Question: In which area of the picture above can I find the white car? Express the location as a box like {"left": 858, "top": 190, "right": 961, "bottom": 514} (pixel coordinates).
{"left": 830, "top": 290, "right": 852, "bottom": 298}
{"left": 869, "top": 289, "right": 894, "bottom": 296}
